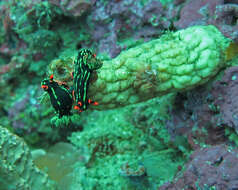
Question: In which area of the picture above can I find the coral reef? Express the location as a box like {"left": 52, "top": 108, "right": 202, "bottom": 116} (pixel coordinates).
{"left": 161, "top": 63, "right": 238, "bottom": 189}
{"left": 5, "top": 86, "right": 58, "bottom": 145}
{"left": 88, "top": 0, "right": 181, "bottom": 57}
{"left": 160, "top": 145, "right": 238, "bottom": 190}
{"left": 49, "top": 25, "right": 231, "bottom": 110}
{"left": 10, "top": 1, "right": 62, "bottom": 54}
{"left": 175, "top": 0, "right": 238, "bottom": 41}
{"left": 165, "top": 65, "right": 238, "bottom": 150}
{"left": 166, "top": 85, "right": 228, "bottom": 149}
{"left": 1, "top": 0, "right": 238, "bottom": 189}
{"left": 68, "top": 111, "right": 146, "bottom": 167}
{"left": 212, "top": 66, "right": 238, "bottom": 133}
{"left": 0, "top": 125, "right": 55, "bottom": 190}
{"left": 174, "top": 0, "right": 223, "bottom": 28}
{"left": 67, "top": 101, "right": 188, "bottom": 189}
{"left": 119, "top": 162, "right": 149, "bottom": 190}
{"left": 49, "top": 0, "right": 93, "bottom": 17}
{"left": 214, "top": 4, "right": 238, "bottom": 42}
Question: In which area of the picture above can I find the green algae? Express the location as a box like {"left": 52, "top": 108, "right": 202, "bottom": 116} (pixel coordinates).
{"left": 15, "top": 94, "right": 192, "bottom": 189}
{"left": 11, "top": 1, "right": 62, "bottom": 53}
{"left": 159, "top": 0, "right": 174, "bottom": 6}
{"left": 225, "top": 128, "right": 238, "bottom": 147}
{"left": 64, "top": 95, "right": 191, "bottom": 189}
{"left": 0, "top": 126, "right": 56, "bottom": 190}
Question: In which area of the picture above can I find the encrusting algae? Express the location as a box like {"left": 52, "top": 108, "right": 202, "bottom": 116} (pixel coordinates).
{"left": 0, "top": 126, "right": 55, "bottom": 190}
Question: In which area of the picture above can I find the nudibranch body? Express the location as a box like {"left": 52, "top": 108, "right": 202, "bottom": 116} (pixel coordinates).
{"left": 73, "top": 49, "right": 103, "bottom": 112}
{"left": 41, "top": 75, "right": 73, "bottom": 118}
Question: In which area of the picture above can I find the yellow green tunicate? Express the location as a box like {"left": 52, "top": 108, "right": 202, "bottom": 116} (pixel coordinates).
{"left": 49, "top": 25, "right": 231, "bottom": 110}
{"left": 88, "top": 25, "right": 231, "bottom": 110}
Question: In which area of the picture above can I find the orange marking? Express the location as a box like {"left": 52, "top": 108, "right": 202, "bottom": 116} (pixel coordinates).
{"left": 41, "top": 85, "right": 48, "bottom": 90}
{"left": 88, "top": 99, "right": 92, "bottom": 104}
{"left": 72, "top": 90, "right": 75, "bottom": 101}
{"left": 50, "top": 74, "right": 54, "bottom": 80}
{"left": 93, "top": 101, "right": 99, "bottom": 106}
{"left": 74, "top": 105, "right": 80, "bottom": 110}
{"left": 78, "top": 102, "right": 82, "bottom": 106}
{"left": 54, "top": 80, "right": 68, "bottom": 87}
{"left": 93, "top": 54, "right": 96, "bottom": 58}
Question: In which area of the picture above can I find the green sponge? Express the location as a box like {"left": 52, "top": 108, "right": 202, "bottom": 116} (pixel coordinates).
{"left": 88, "top": 25, "right": 230, "bottom": 110}
{"left": 49, "top": 25, "right": 231, "bottom": 110}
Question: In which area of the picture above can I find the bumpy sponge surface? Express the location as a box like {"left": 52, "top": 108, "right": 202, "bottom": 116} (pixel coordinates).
{"left": 88, "top": 25, "right": 230, "bottom": 110}
{"left": 0, "top": 126, "right": 55, "bottom": 190}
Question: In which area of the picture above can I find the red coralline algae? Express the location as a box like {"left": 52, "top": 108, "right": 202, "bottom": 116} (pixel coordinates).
{"left": 160, "top": 145, "right": 238, "bottom": 190}
{"left": 166, "top": 86, "right": 228, "bottom": 149}
{"left": 49, "top": 0, "right": 93, "bottom": 17}
{"left": 213, "top": 4, "right": 238, "bottom": 42}
{"left": 211, "top": 66, "right": 238, "bottom": 133}
{"left": 174, "top": 0, "right": 224, "bottom": 29}
{"left": 88, "top": 0, "right": 182, "bottom": 57}
{"left": 163, "top": 65, "right": 238, "bottom": 188}
{"left": 175, "top": 0, "right": 238, "bottom": 41}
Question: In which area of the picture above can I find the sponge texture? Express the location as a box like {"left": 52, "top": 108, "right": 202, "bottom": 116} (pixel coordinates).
{"left": 89, "top": 25, "right": 230, "bottom": 109}
{"left": 48, "top": 25, "right": 230, "bottom": 110}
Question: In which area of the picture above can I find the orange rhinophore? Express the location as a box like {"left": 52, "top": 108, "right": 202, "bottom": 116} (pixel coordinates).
{"left": 74, "top": 105, "right": 80, "bottom": 110}
{"left": 50, "top": 74, "right": 54, "bottom": 80}
{"left": 93, "top": 101, "right": 99, "bottom": 106}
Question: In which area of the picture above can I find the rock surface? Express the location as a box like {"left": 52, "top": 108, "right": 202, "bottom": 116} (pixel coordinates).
{"left": 160, "top": 145, "right": 238, "bottom": 190}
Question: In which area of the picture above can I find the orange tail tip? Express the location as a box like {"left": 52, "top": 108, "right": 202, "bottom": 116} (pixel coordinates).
{"left": 93, "top": 101, "right": 99, "bottom": 106}
{"left": 74, "top": 105, "right": 83, "bottom": 112}
{"left": 88, "top": 99, "right": 99, "bottom": 106}
{"left": 50, "top": 74, "right": 54, "bottom": 80}
{"left": 74, "top": 105, "right": 80, "bottom": 110}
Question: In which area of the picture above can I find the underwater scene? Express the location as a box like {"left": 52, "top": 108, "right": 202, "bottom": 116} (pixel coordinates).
{"left": 0, "top": 0, "right": 238, "bottom": 189}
